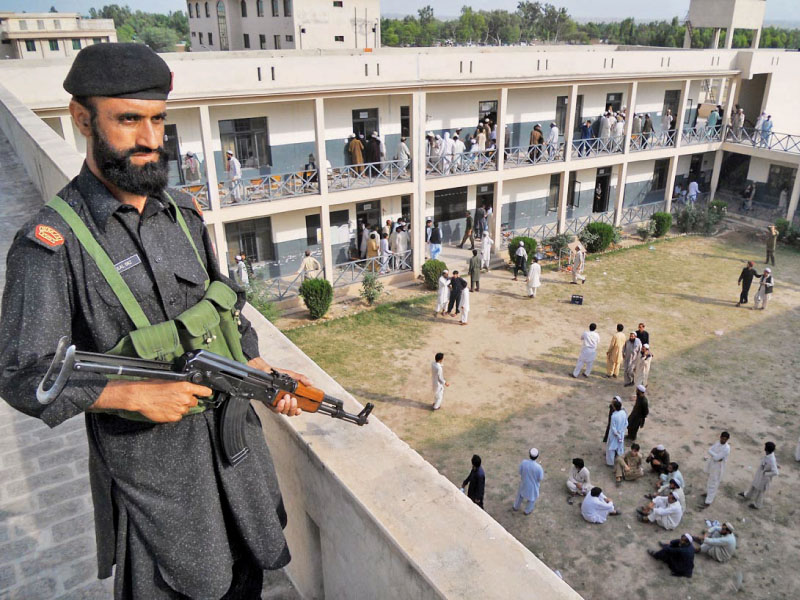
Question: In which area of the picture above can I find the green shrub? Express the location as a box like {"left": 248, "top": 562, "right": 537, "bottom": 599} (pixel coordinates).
{"left": 786, "top": 225, "right": 800, "bottom": 248}
{"left": 421, "top": 259, "right": 448, "bottom": 290}
{"left": 707, "top": 200, "right": 727, "bottom": 230}
{"left": 651, "top": 212, "right": 673, "bottom": 237}
{"left": 775, "top": 218, "right": 791, "bottom": 240}
{"left": 579, "top": 222, "right": 615, "bottom": 252}
{"left": 298, "top": 278, "right": 333, "bottom": 319}
{"left": 543, "top": 233, "right": 573, "bottom": 257}
{"left": 360, "top": 273, "right": 384, "bottom": 305}
{"left": 637, "top": 221, "right": 654, "bottom": 241}
{"left": 676, "top": 206, "right": 699, "bottom": 233}
{"left": 507, "top": 236, "right": 537, "bottom": 264}
{"left": 611, "top": 226, "right": 623, "bottom": 245}
{"left": 246, "top": 283, "right": 281, "bottom": 322}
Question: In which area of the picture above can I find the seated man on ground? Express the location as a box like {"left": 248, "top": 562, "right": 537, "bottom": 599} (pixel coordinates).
{"left": 648, "top": 478, "right": 686, "bottom": 511}
{"left": 658, "top": 462, "right": 685, "bottom": 490}
{"left": 581, "top": 487, "right": 621, "bottom": 523}
{"left": 648, "top": 533, "right": 696, "bottom": 578}
{"left": 566, "top": 458, "right": 591, "bottom": 504}
{"left": 646, "top": 445, "right": 670, "bottom": 475}
{"left": 638, "top": 491, "right": 683, "bottom": 530}
{"left": 614, "top": 443, "right": 644, "bottom": 484}
{"left": 694, "top": 522, "right": 737, "bottom": 563}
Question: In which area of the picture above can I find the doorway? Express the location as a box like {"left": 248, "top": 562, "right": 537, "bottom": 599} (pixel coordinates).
{"left": 352, "top": 108, "right": 379, "bottom": 138}
{"left": 163, "top": 124, "right": 184, "bottom": 186}
{"left": 476, "top": 183, "right": 494, "bottom": 212}
{"left": 663, "top": 90, "right": 680, "bottom": 119}
{"left": 605, "top": 92, "right": 623, "bottom": 113}
{"left": 689, "top": 155, "right": 703, "bottom": 182}
{"left": 478, "top": 100, "right": 497, "bottom": 126}
{"left": 593, "top": 167, "right": 612, "bottom": 213}
{"left": 356, "top": 200, "right": 381, "bottom": 229}
{"left": 434, "top": 186, "right": 468, "bottom": 243}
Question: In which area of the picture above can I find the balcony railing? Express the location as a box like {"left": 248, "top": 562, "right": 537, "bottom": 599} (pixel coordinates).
{"left": 175, "top": 182, "right": 211, "bottom": 211}
{"left": 500, "top": 221, "right": 558, "bottom": 248}
{"left": 716, "top": 189, "right": 787, "bottom": 222}
{"left": 256, "top": 268, "right": 325, "bottom": 301}
{"left": 682, "top": 126, "right": 722, "bottom": 145}
{"left": 629, "top": 130, "right": 676, "bottom": 152}
{"left": 504, "top": 143, "right": 565, "bottom": 167}
{"left": 332, "top": 249, "right": 412, "bottom": 288}
{"left": 724, "top": 127, "right": 800, "bottom": 154}
{"left": 426, "top": 151, "right": 496, "bottom": 177}
{"left": 618, "top": 201, "right": 666, "bottom": 226}
{"left": 570, "top": 136, "right": 624, "bottom": 159}
{"left": 328, "top": 159, "right": 411, "bottom": 191}
{"left": 220, "top": 169, "right": 320, "bottom": 206}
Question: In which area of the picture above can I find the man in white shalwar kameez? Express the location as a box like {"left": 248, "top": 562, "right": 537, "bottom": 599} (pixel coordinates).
{"left": 639, "top": 492, "right": 683, "bottom": 530}
{"left": 431, "top": 352, "right": 448, "bottom": 410}
{"left": 622, "top": 332, "right": 642, "bottom": 387}
{"left": 572, "top": 323, "right": 600, "bottom": 378}
{"left": 459, "top": 288, "right": 469, "bottom": 325}
{"left": 572, "top": 246, "right": 586, "bottom": 284}
{"left": 740, "top": 441, "right": 779, "bottom": 509}
{"left": 435, "top": 270, "right": 450, "bottom": 316}
{"left": 695, "top": 522, "right": 736, "bottom": 563}
{"left": 513, "top": 448, "right": 544, "bottom": 515}
{"left": 527, "top": 256, "right": 542, "bottom": 298}
{"left": 700, "top": 432, "right": 731, "bottom": 508}
{"left": 606, "top": 397, "right": 628, "bottom": 466}
{"left": 581, "top": 487, "right": 620, "bottom": 523}
{"left": 481, "top": 233, "right": 493, "bottom": 270}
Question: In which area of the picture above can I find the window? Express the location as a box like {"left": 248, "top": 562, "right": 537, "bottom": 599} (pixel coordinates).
{"left": 219, "top": 117, "right": 272, "bottom": 169}
{"left": 285, "top": 34, "right": 293, "bottom": 42}
{"left": 272, "top": 0, "right": 279, "bottom": 17}
{"left": 305, "top": 214, "right": 321, "bottom": 246}
{"left": 49, "top": 40, "right": 59, "bottom": 51}
{"left": 606, "top": 92, "right": 623, "bottom": 113}
{"left": 434, "top": 187, "right": 467, "bottom": 225}
{"left": 259, "top": 34, "right": 266, "bottom": 48}
{"left": 243, "top": 33, "right": 250, "bottom": 48}
{"left": 196, "top": 3, "right": 200, "bottom": 17}
{"left": 216, "top": 1, "right": 229, "bottom": 50}
{"left": 225, "top": 217, "right": 274, "bottom": 264}
{"left": 209, "top": 32, "right": 213, "bottom": 45}
{"left": 205, "top": 2, "right": 210, "bottom": 17}
{"left": 555, "top": 95, "right": 568, "bottom": 133}
{"left": 19, "top": 20, "right": 28, "bottom": 31}
{"left": 241, "top": 0, "right": 247, "bottom": 17}
{"left": 663, "top": 90, "right": 680, "bottom": 120}
{"left": 401, "top": 195, "right": 411, "bottom": 221}
{"left": 400, "top": 106, "right": 410, "bottom": 137}
{"left": 567, "top": 172, "right": 579, "bottom": 208}
{"left": 37, "top": 20, "right": 45, "bottom": 30}
{"left": 257, "top": 0, "right": 264, "bottom": 16}
{"left": 93, "top": 37, "right": 103, "bottom": 44}
{"left": 199, "top": 32, "right": 204, "bottom": 44}
{"left": 574, "top": 94, "right": 584, "bottom": 132}
{"left": 478, "top": 100, "right": 497, "bottom": 124}
{"left": 334, "top": 35, "right": 344, "bottom": 42}
{"left": 191, "top": 31, "right": 196, "bottom": 37}
{"left": 188, "top": 3, "right": 194, "bottom": 17}
{"left": 333, "top": 0, "right": 343, "bottom": 6}
{"left": 72, "top": 39, "right": 81, "bottom": 49}
{"left": 653, "top": 159, "right": 670, "bottom": 190}
{"left": 54, "top": 20, "right": 61, "bottom": 29}
{"left": 547, "top": 173, "right": 560, "bottom": 213}
{"left": 283, "top": 0, "right": 292, "bottom": 17}
{"left": 25, "top": 40, "right": 36, "bottom": 52}
{"left": 766, "top": 165, "right": 796, "bottom": 204}
{"left": 352, "top": 108, "right": 378, "bottom": 138}
{"left": 273, "top": 34, "right": 281, "bottom": 49}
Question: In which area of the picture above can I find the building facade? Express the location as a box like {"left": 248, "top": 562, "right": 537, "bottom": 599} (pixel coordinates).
{"left": 0, "top": 13, "right": 117, "bottom": 60}
{"left": 188, "top": 0, "right": 381, "bottom": 52}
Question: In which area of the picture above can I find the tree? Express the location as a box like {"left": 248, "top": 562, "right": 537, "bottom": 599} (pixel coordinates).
{"left": 139, "top": 26, "right": 179, "bottom": 52}
{"left": 418, "top": 6, "right": 434, "bottom": 26}
{"left": 49, "top": 6, "right": 58, "bottom": 13}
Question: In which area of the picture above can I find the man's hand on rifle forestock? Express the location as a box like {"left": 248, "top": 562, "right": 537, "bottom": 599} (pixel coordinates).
{"left": 247, "top": 357, "right": 306, "bottom": 417}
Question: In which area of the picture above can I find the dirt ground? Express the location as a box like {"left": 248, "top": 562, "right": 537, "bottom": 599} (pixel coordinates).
{"left": 286, "top": 232, "right": 800, "bottom": 600}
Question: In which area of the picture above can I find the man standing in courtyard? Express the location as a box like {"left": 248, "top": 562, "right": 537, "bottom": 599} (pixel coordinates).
{"left": 766, "top": 225, "right": 778, "bottom": 266}
{"left": 739, "top": 441, "right": 779, "bottom": 509}
{"left": 737, "top": 260, "right": 759, "bottom": 307}
{"left": 512, "top": 241, "right": 528, "bottom": 280}
{"left": 606, "top": 323, "right": 626, "bottom": 378}
{"left": 626, "top": 385, "right": 649, "bottom": 441}
{"left": 700, "top": 431, "right": 731, "bottom": 509}
{"left": 468, "top": 249, "right": 482, "bottom": 292}
{"left": 572, "top": 244, "right": 586, "bottom": 284}
{"left": 431, "top": 352, "right": 449, "bottom": 410}
{"left": 435, "top": 269, "right": 450, "bottom": 317}
{"left": 753, "top": 267, "right": 774, "bottom": 310}
{"left": 623, "top": 331, "right": 642, "bottom": 387}
{"left": 0, "top": 43, "right": 308, "bottom": 598}
{"left": 606, "top": 397, "right": 628, "bottom": 467}
{"left": 459, "top": 210, "right": 474, "bottom": 249}
{"left": 526, "top": 255, "right": 541, "bottom": 298}
{"left": 461, "top": 454, "right": 485, "bottom": 509}
{"left": 572, "top": 323, "right": 600, "bottom": 378}
{"left": 297, "top": 249, "right": 322, "bottom": 281}
{"left": 481, "top": 231, "right": 493, "bottom": 271}
{"left": 447, "top": 270, "right": 468, "bottom": 316}
{"left": 513, "top": 448, "right": 544, "bottom": 515}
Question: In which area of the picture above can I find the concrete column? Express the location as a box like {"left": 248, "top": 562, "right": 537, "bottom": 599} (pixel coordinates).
{"left": 411, "top": 90, "right": 427, "bottom": 275}
{"left": 563, "top": 84, "right": 578, "bottom": 163}
{"left": 709, "top": 149, "right": 724, "bottom": 200}
{"left": 319, "top": 204, "right": 334, "bottom": 283}
{"left": 786, "top": 168, "right": 800, "bottom": 223}
{"left": 613, "top": 162, "right": 628, "bottom": 226}
{"left": 313, "top": 98, "right": 329, "bottom": 196}
{"left": 58, "top": 114, "right": 77, "bottom": 149}
{"left": 675, "top": 79, "right": 691, "bottom": 148}
{"left": 556, "top": 170, "right": 568, "bottom": 233}
{"left": 492, "top": 179, "right": 503, "bottom": 255}
{"left": 712, "top": 28, "right": 721, "bottom": 49}
{"left": 683, "top": 29, "right": 692, "bottom": 49}
{"left": 198, "top": 105, "right": 222, "bottom": 213}
{"left": 211, "top": 223, "right": 230, "bottom": 273}
{"left": 664, "top": 156, "right": 679, "bottom": 213}
{"left": 496, "top": 87, "right": 508, "bottom": 171}
{"left": 725, "top": 26, "right": 734, "bottom": 49}
{"left": 722, "top": 77, "right": 738, "bottom": 129}
{"left": 751, "top": 28, "right": 761, "bottom": 49}
{"left": 622, "top": 82, "right": 637, "bottom": 154}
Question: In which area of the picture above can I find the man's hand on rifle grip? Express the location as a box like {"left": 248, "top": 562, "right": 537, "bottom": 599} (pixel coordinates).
{"left": 247, "top": 357, "right": 306, "bottom": 417}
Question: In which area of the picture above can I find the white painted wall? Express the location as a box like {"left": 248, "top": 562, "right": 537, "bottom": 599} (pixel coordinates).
{"left": 747, "top": 156, "right": 771, "bottom": 183}
{"left": 626, "top": 159, "right": 655, "bottom": 184}
{"left": 758, "top": 55, "right": 800, "bottom": 133}
{"left": 427, "top": 90, "right": 498, "bottom": 133}
{"left": 502, "top": 175, "right": 551, "bottom": 202}
{"left": 506, "top": 86, "right": 570, "bottom": 125}
{"left": 323, "top": 94, "right": 409, "bottom": 141}
{"left": 634, "top": 81, "right": 675, "bottom": 116}
{"left": 209, "top": 99, "right": 316, "bottom": 148}
{"left": 578, "top": 83, "right": 629, "bottom": 118}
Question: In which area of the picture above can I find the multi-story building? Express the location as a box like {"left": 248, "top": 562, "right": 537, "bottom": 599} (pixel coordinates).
{"left": 188, "top": 0, "right": 381, "bottom": 52}
{"left": 0, "top": 12, "right": 117, "bottom": 60}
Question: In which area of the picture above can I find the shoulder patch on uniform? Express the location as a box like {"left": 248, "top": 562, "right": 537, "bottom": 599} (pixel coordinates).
{"left": 34, "top": 224, "right": 65, "bottom": 247}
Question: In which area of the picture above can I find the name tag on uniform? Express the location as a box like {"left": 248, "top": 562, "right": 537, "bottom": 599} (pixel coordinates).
{"left": 115, "top": 254, "right": 142, "bottom": 273}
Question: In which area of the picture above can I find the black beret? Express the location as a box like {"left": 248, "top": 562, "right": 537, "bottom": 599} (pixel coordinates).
{"left": 63, "top": 43, "right": 172, "bottom": 100}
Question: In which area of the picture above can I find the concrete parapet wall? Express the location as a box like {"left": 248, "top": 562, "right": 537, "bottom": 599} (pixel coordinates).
{"left": 244, "top": 303, "right": 583, "bottom": 600}
{"left": 0, "top": 83, "right": 81, "bottom": 202}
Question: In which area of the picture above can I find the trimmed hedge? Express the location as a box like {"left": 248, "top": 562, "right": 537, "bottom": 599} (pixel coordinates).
{"left": 421, "top": 259, "right": 448, "bottom": 290}
{"left": 507, "top": 236, "right": 537, "bottom": 264}
{"left": 651, "top": 212, "right": 673, "bottom": 237}
{"left": 298, "top": 278, "right": 333, "bottom": 319}
{"left": 579, "top": 222, "right": 615, "bottom": 253}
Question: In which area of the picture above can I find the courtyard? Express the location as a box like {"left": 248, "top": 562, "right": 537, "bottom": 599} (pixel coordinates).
{"left": 286, "top": 232, "right": 800, "bottom": 599}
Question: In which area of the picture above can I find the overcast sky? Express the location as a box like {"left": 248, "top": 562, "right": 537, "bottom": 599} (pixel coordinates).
{"left": 4, "top": 0, "right": 795, "bottom": 22}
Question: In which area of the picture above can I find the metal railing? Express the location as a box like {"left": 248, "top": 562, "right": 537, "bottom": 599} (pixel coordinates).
{"left": 256, "top": 268, "right": 325, "bottom": 301}
{"left": 503, "top": 143, "right": 565, "bottom": 167}
{"left": 715, "top": 189, "right": 787, "bottom": 222}
{"left": 724, "top": 127, "right": 800, "bottom": 154}
{"left": 332, "top": 249, "right": 412, "bottom": 288}
{"left": 670, "top": 192, "right": 711, "bottom": 214}
{"left": 500, "top": 221, "right": 558, "bottom": 248}
{"left": 329, "top": 159, "right": 411, "bottom": 191}
{"left": 426, "top": 151, "right": 496, "bottom": 177}
{"left": 593, "top": 210, "right": 616, "bottom": 225}
{"left": 563, "top": 215, "right": 595, "bottom": 236}
{"left": 220, "top": 169, "right": 320, "bottom": 206}
{"left": 682, "top": 126, "right": 722, "bottom": 145}
{"left": 176, "top": 182, "right": 211, "bottom": 210}
{"left": 570, "top": 136, "right": 624, "bottom": 159}
{"left": 618, "top": 201, "right": 666, "bottom": 226}
{"left": 629, "top": 130, "right": 676, "bottom": 152}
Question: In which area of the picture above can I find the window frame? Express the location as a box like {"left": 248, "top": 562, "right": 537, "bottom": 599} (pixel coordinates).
{"left": 48, "top": 39, "right": 59, "bottom": 51}
{"left": 272, "top": 0, "right": 279, "bottom": 17}
{"left": 243, "top": 33, "right": 250, "bottom": 48}
{"left": 72, "top": 38, "right": 81, "bottom": 49}
{"left": 241, "top": 0, "right": 248, "bottom": 17}
{"left": 24, "top": 39, "right": 36, "bottom": 52}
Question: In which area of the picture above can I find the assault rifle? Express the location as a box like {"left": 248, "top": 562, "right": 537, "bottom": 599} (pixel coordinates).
{"left": 37, "top": 337, "right": 373, "bottom": 466}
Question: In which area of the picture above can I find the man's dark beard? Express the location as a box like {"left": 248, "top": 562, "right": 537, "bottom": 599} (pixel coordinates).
{"left": 91, "top": 123, "right": 170, "bottom": 197}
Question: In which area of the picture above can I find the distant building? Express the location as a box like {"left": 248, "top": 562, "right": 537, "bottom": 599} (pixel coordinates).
{"left": 187, "top": 0, "right": 380, "bottom": 51}
{"left": 0, "top": 12, "right": 117, "bottom": 60}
